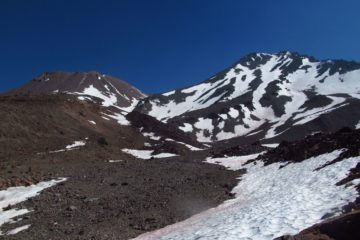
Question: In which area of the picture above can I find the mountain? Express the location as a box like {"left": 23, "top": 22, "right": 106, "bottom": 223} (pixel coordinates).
{"left": 11, "top": 71, "right": 146, "bottom": 112}
{"left": 1, "top": 52, "right": 360, "bottom": 240}
{"left": 135, "top": 51, "right": 360, "bottom": 144}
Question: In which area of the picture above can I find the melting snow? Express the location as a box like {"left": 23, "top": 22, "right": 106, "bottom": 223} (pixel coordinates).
{"left": 135, "top": 150, "right": 360, "bottom": 240}
{"left": 0, "top": 178, "right": 66, "bottom": 235}
{"left": 356, "top": 121, "right": 360, "bottom": 129}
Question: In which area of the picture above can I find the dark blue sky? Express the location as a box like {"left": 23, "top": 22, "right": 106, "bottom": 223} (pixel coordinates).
{"left": 1, "top": 0, "right": 360, "bottom": 94}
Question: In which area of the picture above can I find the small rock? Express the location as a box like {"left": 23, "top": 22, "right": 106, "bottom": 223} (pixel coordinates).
{"left": 67, "top": 205, "right": 77, "bottom": 211}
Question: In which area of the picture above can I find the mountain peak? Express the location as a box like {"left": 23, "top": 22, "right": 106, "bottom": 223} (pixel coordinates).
{"left": 11, "top": 71, "right": 146, "bottom": 109}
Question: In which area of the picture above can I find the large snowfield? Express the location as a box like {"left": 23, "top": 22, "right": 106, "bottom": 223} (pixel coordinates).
{"left": 135, "top": 149, "right": 360, "bottom": 240}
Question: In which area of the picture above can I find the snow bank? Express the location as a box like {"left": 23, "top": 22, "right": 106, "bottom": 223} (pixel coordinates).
{"left": 135, "top": 150, "right": 360, "bottom": 240}
{"left": 0, "top": 178, "right": 66, "bottom": 235}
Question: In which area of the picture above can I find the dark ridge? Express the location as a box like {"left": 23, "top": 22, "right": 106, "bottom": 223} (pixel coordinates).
{"left": 126, "top": 111, "right": 203, "bottom": 148}
{"left": 259, "top": 127, "right": 360, "bottom": 165}
{"left": 276, "top": 210, "right": 360, "bottom": 240}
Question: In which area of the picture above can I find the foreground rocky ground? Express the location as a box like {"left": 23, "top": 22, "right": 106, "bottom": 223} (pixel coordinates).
{"left": 0, "top": 95, "right": 239, "bottom": 239}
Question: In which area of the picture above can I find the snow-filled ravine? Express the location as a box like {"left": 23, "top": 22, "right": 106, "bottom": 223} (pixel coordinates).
{"left": 135, "top": 150, "right": 360, "bottom": 240}
{"left": 0, "top": 178, "right": 66, "bottom": 236}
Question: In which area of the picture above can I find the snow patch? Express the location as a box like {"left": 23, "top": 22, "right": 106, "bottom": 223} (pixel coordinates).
{"left": 104, "top": 112, "right": 130, "bottom": 126}
{"left": 179, "top": 123, "right": 193, "bottom": 132}
{"left": 262, "top": 143, "right": 279, "bottom": 148}
{"left": 6, "top": 224, "right": 31, "bottom": 235}
{"left": 142, "top": 132, "right": 161, "bottom": 141}
{"left": 0, "top": 178, "right": 66, "bottom": 235}
{"left": 108, "top": 160, "right": 123, "bottom": 163}
{"left": 194, "top": 118, "right": 214, "bottom": 142}
{"left": 162, "top": 90, "right": 175, "bottom": 96}
{"left": 206, "top": 152, "right": 264, "bottom": 170}
{"left": 122, "top": 149, "right": 177, "bottom": 159}
{"left": 82, "top": 85, "right": 117, "bottom": 107}
{"left": 153, "top": 153, "right": 178, "bottom": 158}
{"left": 49, "top": 140, "right": 86, "bottom": 153}
{"left": 66, "top": 140, "right": 86, "bottom": 149}
{"left": 228, "top": 108, "right": 239, "bottom": 118}
{"left": 88, "top": 120, "right": 96, "bottom": 125}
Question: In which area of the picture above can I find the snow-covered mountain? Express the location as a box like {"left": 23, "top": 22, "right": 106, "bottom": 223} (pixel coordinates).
{"left": 135, "top": 52, "right": 360, "bottom": 143}
{"left": 12, "top": 71, "right": 146, "bottom": 112}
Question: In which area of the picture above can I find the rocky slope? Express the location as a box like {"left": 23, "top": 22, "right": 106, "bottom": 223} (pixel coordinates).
{"left": 0, "top": 93, "right": 238, "bottom": 239}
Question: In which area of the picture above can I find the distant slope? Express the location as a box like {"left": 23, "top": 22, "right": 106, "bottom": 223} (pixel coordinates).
{"left": 10, "top": 71, "right": 146, "bottom": 111}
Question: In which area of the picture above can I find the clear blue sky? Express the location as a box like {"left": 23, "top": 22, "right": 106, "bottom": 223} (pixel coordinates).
{"left": 1, "top": 0, "right": 360, "bottom": 94}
